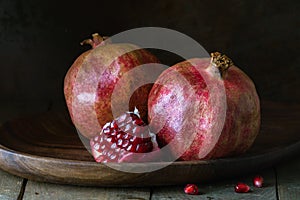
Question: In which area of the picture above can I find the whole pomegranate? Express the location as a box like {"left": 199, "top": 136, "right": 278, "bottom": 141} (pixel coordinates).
{"left": 148, "top": 52, "right": 260, "bottom": 160}
{"left": 64, "top": 33, "right": 160, "bottom": 138}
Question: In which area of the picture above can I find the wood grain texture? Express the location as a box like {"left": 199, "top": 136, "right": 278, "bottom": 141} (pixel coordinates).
{"left": 0, "top": 169, "right": 23, "bottom": 200}
{"left": 0, "top": 102, "right": 50, "bottom": 123}
{"left": 151, "top": 170, "right": 277, "bottom": 200}
{"left": 277, "top": 158, "right": 300, "bottom": 200}
{"left": 0, "top": 101, "right": 299, "bottom": 186}
{"left": 0, "top": 121, "right": 27, "bottom": 200}
{"left": 23, "top": 181, "right": 150, "bottom": 200}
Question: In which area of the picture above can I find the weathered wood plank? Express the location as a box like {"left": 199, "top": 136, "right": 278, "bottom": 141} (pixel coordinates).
{"left": 23, "top": 180, "right": 151, "bottom": 200}
{"left": 151, "top": 170, "right": 277, "bottom": 200}
{"left": 0, "top": 119, "right": 27, "bottom": 200}
{"left": 277, "top": 159, "right": 300, "bottom": 200}
{"left": 0, "top": 169, "right": 24, "bottom": 200}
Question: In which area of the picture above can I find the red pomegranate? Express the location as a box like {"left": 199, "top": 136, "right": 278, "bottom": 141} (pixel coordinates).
{"left": 64, "top": 33, "right": 160, "bottom": 138}
{"left": 148, "top": 52, "right": 260, "bottom": 160}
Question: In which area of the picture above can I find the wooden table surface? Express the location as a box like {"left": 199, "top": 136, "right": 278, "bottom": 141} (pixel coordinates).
{"left": 0, "top": 158, "right": 299, "bottom": 200}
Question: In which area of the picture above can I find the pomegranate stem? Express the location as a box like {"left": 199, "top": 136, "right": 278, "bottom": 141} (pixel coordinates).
{"left": 210, "top": 52, "right": 233, "bottom": 78}
{"left": 80, "top": 33, "right": 108, "bottom": 48}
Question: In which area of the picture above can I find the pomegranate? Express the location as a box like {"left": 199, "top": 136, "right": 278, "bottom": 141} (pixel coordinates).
{"left": 148, "top": 52, "right": 260, "bottom": 160}
{"left": 90, "top": 108, "right": 158, "bottom": 163}
{"left": 64, "top": 33, "right": 160, "bottom": 138}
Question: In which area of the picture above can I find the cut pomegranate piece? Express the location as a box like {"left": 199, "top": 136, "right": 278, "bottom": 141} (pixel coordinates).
{"left": 90, "top": 108, "right": 156, "bottom": 163}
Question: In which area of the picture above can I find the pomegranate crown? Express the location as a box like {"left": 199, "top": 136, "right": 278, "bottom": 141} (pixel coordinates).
{"left": 210, "top": 52, "right": 233, "bottom": 77}
{"left": 80, "top": 33, "right": 110, "bottom": 48}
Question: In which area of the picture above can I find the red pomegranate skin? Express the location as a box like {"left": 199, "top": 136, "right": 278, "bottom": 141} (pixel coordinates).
{"left": 148, "top": 55, "right": 260, "bottom": 160}
{"left": 64, "top": 36, "right": 159, "bottom": 139}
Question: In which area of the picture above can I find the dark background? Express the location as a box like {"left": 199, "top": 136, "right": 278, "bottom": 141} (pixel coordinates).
{"left": 0, "top": 0, "right": 299, "bottom": 119}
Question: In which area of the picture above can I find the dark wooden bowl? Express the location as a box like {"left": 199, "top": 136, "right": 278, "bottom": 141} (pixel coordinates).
{"left": 0, "top": 101, "right": 299, "bottom": 186}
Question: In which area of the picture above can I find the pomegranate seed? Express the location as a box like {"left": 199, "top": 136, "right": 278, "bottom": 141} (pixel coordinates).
{"left": 253, "top": 175, "right": 264, "bottom": 188}
{"left": 184, "top": 184, "right": 199, "bottom": 195}
{"left": 234, "top": 182, "right": 250, "bottom": 193}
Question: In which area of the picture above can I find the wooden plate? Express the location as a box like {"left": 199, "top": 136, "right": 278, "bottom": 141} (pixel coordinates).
{"left": 0, "top": 101, "right": 299, "bottom": 186}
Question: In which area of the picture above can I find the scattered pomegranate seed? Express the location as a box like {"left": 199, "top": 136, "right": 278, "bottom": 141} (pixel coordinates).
{"left": 253, "top": 175, "right": 264, "bottom": 188}
{"left": 184, "top": 184, "right": 199, "bottom": 195}
{"left": 234, "top": 182, "right": 250, "bottom": 193}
